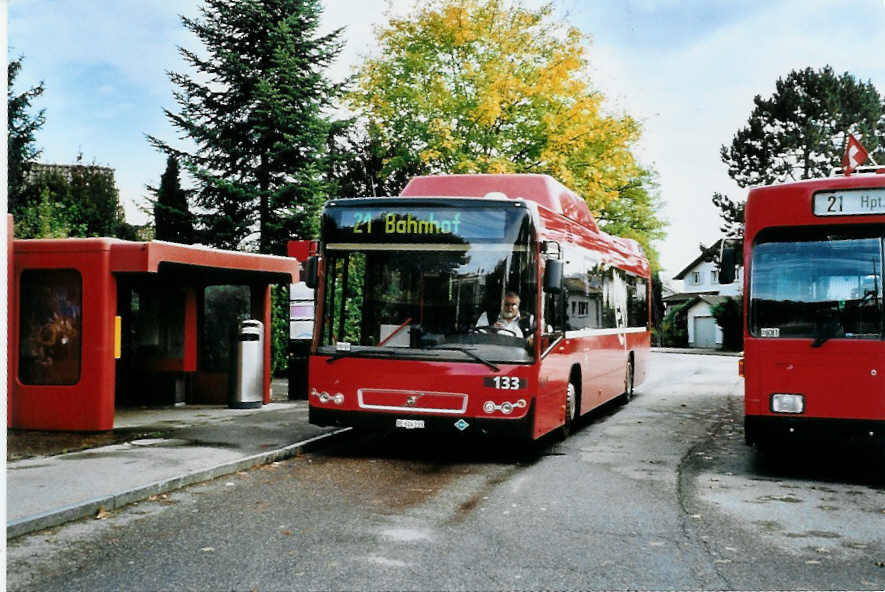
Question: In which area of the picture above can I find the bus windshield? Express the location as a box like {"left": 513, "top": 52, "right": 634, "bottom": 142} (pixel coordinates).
{"left": 318, "top": 202, "right": 538, "bottom": 363}
{"left": 750, "top": 225, "right": 884, "bottom": 341}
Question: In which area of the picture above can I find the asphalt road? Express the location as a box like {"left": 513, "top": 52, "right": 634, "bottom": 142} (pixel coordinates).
{"left": 7, "top": 353, "right": 885, "bottom": 591}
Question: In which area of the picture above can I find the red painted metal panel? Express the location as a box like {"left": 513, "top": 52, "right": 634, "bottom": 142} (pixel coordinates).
{"left": 7, "top": 215, "right": 15, "bottom": 427}
{"left": 402, "top": 173, "right": 600, "bottom": 232}
{"left": 745, "top": 339, "right": 884, "bottom": 420}
{"left": 310, "top": 355, "right": 534, "bottom": 420}
{"left": 286, "top": 240, "right": 318, "bottom": 262}
{"left": 109, "top": 240, "right": 299, "bottom": 280}
{"left": 12, "top": 243, "right": 117, "bottom": 431}
{"left": 745, "top": 175, "right": 885, "bottom": 241}
{"left": 183, "top": 287, "right": 198, "bottom": 372}
{"left": 742, "top": 173, "right": 885, "bottom": 428}
{"left": 262, "top": 284, "right": 272, "bottom": 405}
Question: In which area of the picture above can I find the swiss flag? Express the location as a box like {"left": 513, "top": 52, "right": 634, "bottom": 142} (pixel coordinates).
{"left": 842, "top": 133, "right": 869, "bottom": 175}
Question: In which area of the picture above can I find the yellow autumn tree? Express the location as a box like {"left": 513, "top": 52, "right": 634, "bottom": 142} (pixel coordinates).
{"left": 349, "top": 0, "right": 647, "bottom": 216}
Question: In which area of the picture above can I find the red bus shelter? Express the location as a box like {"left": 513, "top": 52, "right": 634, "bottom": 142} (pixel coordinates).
{"left": 8, "top": 227, "right": 299, "bottom": 431}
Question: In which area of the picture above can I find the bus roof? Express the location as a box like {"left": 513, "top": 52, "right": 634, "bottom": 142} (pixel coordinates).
{"left": 399, "top": 173, "right": 647, "bottom": 275}
{"left": 401, "top": 174, "right": 599, "bottom": 232}
{"left": 746, "top": 171, "right": 885, "bottom": 237}
{"left": 751, "top": 169, "right": 885, "bottom": 192}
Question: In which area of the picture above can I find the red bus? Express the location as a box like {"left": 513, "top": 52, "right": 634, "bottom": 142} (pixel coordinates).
{"left": 303, "top": 174, "right": 651, "bottom": 440}
{"left": 722, "top": 168, "right": 885, "bottom": 447}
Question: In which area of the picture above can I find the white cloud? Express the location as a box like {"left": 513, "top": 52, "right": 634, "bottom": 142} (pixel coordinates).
{"left": 584, "top": 0, "right": 885, "bottom": 276}
{"left": 10, "top": 0, "right": 885, "bottom": 258}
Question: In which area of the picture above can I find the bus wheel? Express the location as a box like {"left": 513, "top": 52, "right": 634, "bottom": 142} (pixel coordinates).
{"left": 558, "top": 381, "right": 578, "bottom": 440}
{"left": 620, "top": 357, "right": 634, "bottom": 404}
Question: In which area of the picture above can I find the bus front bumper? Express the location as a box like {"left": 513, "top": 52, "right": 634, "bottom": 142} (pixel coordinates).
{"left": 745, "top": 415, "right": 885, "bottom": 446}
{"left": 310, "top": 405, "right": 534, "bottom": 439}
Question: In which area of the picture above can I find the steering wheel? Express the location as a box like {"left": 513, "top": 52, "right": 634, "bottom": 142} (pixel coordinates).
{"left": 472, "top": 325, "right": 518, "bottom": 337}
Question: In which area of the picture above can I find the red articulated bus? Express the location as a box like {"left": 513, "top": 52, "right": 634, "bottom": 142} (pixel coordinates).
{"left": 304, "top": 174, "right": 651, "bottom": 440}
{"left": 726, "top": 167, "right": 885, "bottom": 448}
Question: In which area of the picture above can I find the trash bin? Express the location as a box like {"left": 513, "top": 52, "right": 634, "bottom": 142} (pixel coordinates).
{"left": 230, "top": 319, "right": 264, "bottom": 409}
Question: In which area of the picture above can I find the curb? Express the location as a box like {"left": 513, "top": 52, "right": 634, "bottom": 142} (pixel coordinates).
{"left": 6, "top": 427, "right": 351, "bottom": 540}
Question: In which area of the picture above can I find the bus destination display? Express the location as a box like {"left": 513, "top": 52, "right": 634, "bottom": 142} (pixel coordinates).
{"left": 326, "top": 206, "right": 511, "bottom": 242}
{"left": 813, "top": 188, "right": 885, "bottom": 216}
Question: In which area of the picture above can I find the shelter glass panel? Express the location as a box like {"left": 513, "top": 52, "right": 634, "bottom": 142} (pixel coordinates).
{"left": 19, "top": 269, "right": 82, "bottom": 385}
{"left": 201, "top": 285, "right": 251, "bottom": 371}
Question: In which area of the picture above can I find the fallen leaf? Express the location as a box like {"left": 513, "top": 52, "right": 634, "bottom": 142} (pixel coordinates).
{"left": 95, "top": 507, "right": 111, "bottom": 520}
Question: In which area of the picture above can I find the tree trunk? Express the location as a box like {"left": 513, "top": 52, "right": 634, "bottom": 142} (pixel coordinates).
{"left": 259, "top": 153, "right": 270, "bottom": 254}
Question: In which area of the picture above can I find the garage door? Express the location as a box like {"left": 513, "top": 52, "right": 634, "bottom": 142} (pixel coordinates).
{"left": 693, "top": 316, "right": 717, "bottom": 348}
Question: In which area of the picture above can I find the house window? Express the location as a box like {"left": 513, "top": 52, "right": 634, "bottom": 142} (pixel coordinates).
{"left": 690, "top": 271, "right": 701, "bottom": 285}
{"left": 710, "top": 270, "right": 719, "bottom": 284}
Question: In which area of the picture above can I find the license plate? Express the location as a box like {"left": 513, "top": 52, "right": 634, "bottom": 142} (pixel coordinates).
{"left": 395, "top": 418, "right": 425, "bottom": 430}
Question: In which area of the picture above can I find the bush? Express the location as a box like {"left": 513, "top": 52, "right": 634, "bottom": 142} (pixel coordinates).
{"left": 271, "top": 284, "right": 290, "bottom": 376}
{"left": 661, "top": 300, "right": 691, "bottom": 347}
{"left": 711, "top": 296, "right": 743, "bottom": 351}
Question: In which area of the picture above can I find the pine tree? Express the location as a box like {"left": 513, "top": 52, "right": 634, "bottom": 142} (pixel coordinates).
{"left": 701, "top": 66, "right": 885, "bottom": 252}
{"left": 713, "top": 66, "right": 885, "bottom": 242}
{"left": 151, "top": 155, "right": 194, "bottom": 244}
{"left": 148, "top": 0, "right": 345, "bottom": 254}
{"left": 8, "top": 56, "right": 45, "bottom": 215}
{"left": 722, "top": 66, "right": 884, "bottom": 187}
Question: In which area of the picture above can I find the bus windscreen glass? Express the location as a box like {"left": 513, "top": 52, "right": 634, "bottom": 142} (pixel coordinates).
{"left": 319, "top": 204, "right": 537, "bottom": 363}
{"left": 750, "top": 226, "right": 884, "bottom": 340}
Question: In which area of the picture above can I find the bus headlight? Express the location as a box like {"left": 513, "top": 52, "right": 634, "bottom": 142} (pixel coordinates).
{"left": 482, "top": 399, "right": 527, "bottom": 415}
{"left": 771, "top": 393, "right": 804, "bottom": 414}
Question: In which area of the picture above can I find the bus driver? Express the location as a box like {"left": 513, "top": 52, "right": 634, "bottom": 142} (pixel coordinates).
{"left": 476, "top": 290, "right": 534, "bottom": 338}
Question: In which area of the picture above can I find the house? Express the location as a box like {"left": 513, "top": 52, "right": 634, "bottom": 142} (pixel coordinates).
{"left": 27, "top": 162, "right": 114, "bottom": 183}
{"left": 666, "top": 239, "right": 743, "bottom": 348}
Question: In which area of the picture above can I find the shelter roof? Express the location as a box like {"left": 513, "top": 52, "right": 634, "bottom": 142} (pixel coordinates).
{"left": 14, "top": 238, "right": 299, "bottom": 284}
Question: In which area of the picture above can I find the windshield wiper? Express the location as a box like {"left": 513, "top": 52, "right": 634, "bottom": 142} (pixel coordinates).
{"left": 324, "top": 347, "right": 398, "bottom": 364}
{"left": 325, "top": 349, "right": 353, "bottom": 364}
{"left": 427, "top": 345, "right": 499, "bottom": 371}
{"left": 324, "top": 344, "right": 500, "bottom": 371}
{"left": 811, "top": 308, "right": 841, "bottom": 348}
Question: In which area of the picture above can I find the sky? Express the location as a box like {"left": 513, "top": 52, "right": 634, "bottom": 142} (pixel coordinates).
{"left": 7, "top": 0, "right": 885, "bottom": 281}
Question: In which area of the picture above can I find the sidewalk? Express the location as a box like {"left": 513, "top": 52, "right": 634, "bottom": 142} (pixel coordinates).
{"left": 6, "top": 386, "right": 349, "bottom": 539}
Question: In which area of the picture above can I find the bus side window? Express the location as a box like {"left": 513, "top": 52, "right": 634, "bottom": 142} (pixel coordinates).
{"left": 543, "top": 289, "right": 566, "bottom": 342}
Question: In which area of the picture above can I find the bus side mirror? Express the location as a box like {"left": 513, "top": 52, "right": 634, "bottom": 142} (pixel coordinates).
{"left": 304, "top": 255, "right": 319, "bottom": 289}
{"left": 544, "top": 259, "right": 563, "bottom": 294}
{"left": 719, "top": 247, "right": 736, "bottom": 285}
